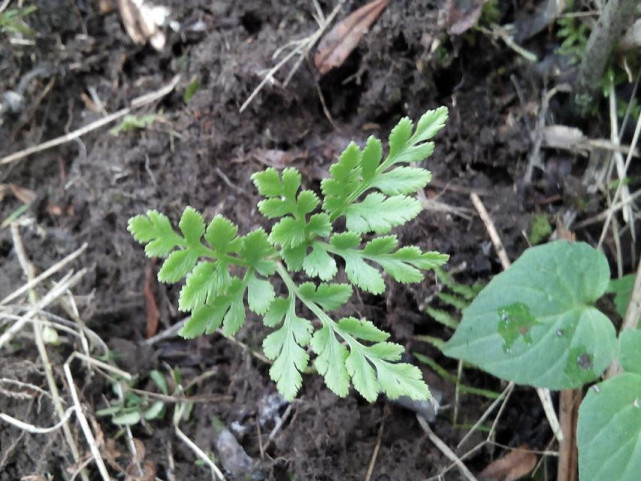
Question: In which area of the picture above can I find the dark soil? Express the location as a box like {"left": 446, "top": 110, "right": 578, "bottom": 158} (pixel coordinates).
{"left": 0, "top": 0, "right": 624, "bottom": 480}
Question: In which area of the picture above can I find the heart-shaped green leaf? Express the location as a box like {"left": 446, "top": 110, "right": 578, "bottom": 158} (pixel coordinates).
{"left": 578, "top": 373, "right": 641, "bottom": 481}
{"left": 443, "top": 241, "right": 616, "bottom": 389}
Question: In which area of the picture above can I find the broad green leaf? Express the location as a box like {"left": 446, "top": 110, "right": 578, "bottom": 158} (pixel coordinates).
{"left": 302, "top": 245, "right": 337, "bottom": 281}
{"left": 158, "top": 250, "right": 198, "bottom": 283}
{"left": 607, "top": 274, "right": 635, "bottom": 318}
{"left": 179, "top": 207, "right": 205, "bottom": 244}
{"left": 299, "top": 282, "right": 353, "bottom": 310}
{"left": 345, "top": 348, "right": 379, "bottom": 402}
{"left": 222, "top": 290, "right": 246, "bottom": 337}
{"left": 240, "top": 229, "right": 276, "bottom": 276}
{"left": 128, "top": 210, "right": 182, "bottom": 257}
{"left": 371, "top": 167, "right": 432, "bottom": 195}
{"left": 343, "top": 252, "right": 385, "bottom": 294}
{"left": 269, "top": 217, "right": 307, "bottom": 248}
{"left": 344, "top": 193, "right": 422, "bottom": 234}
{"left": 247, "top": 274, "right": 275, "bottom": 314}
{"left": 443, "top": 241, "right": 617, "bottom": 389}
{"left": 619, "top": 330, "right": 641, "bottom": 375}
{"left": 205, "top": 215, "right": 241, "bottom": 255}
{"left": 311, "top": 326, "right": 349, "bottom": 397}
{"left": 337, "top": 317, "right": 389, "bottom": 342}
{"left": 578, "top": 373, "right": 641, "bottom": 481}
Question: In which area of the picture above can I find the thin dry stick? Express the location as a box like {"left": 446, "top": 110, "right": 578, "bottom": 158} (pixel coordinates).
{"left": 0, "top": 406, "right": 76, "bottom": 434}
{"left": 598, "top": 108, "right": 641, "bottom": 248}
{"left": 469, "top": 192, "right": 563, "bottom": 443}
{"left": 417, "top": 415, "right": 479, "bottom": 481}
{"left": 574, "top": 189, "right": 641, "bottom": 228}
{"left": 0, "top": 269, "right": 86, "bottom": 348}
{"left": 262, "top": 403, "right": 294, "bottom": 453}
{"left": 10, "top": 224, "right": 88, "bottom": 481}
{"left": 0, "top": 75, "right": 180, "bottom": 166}
{"left": 469, "top": 193, "right": 511, "bottom": 269}
{"left": 364, "top": 417, "right": 385, "bottom": 481}
{"left": 174, "top": 402, "right": 226, "bottom": 481}
{"left": 63, "top": 353, "right": 111, "bottom": 481}
{"left": 0, "top": 242, "right": 87, "bottom": 306}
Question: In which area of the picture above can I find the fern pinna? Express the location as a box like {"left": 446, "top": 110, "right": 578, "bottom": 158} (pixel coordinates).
{"left": 128, "top": 108, "right": 449, "bottom": 401}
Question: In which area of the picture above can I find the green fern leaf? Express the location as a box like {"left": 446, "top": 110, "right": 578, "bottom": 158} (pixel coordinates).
{"left": 128, "top": 210, "right": 183, "bottom": 257}
{"left": 247, "top": 274, "right": 275, "bottom": 314}
{"left": 205, "top": 215, "right": 241, "bottom": 255}
{"left": 344, "top": 193, "right": 422, "bottom": 234}
{"left": 311, "top": 326, "right": 350, "bottom": 397}
{"left": 298, "top": 282, "right": 352, "bottom": 310}
{"left": 263, "top": 297, "right": 313, "bottom": 400}
{"left": 302, "top": 245, "right": 337, "bottom": 281}
{"left": 371, "top": 167, "right": 432, "bottom": 195}
{"left": 241, "top": 229, "right": 276, "bottom": 275}
{"left": 158, "top": 250, "right": 199, "bottom": 283}
{"left": 179, "top": 207, "right": 205, "bottom": 245}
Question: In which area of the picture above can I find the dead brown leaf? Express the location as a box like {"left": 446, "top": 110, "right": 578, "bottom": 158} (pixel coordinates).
{"left": 8, "top": 184, "right": 36, "bottom": 204}
{"left": 125, "top": 460, "right": 155, "bottom": 481}
{"left": 439, "top": 0, "right": 489, "bottom": 35}
{"left": 479, "top": 444, "right": 537, "bottom": 481}
{"left": 144, "top": 260, "right": 160, "bottom": 338}
{"left": 314, "top": 0, "right": 389, "bottom": 75}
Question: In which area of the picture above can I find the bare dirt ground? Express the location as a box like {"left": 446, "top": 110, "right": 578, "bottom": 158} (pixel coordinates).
{"left": 1, "top": 1, "right": 633, "bottom": 479}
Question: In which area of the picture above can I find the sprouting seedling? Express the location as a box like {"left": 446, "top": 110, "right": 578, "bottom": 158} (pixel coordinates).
{"left": 128, "top": 108, "right": 449, "bottom": 401}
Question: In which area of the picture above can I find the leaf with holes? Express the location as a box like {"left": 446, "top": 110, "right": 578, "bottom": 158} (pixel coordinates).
{"left": 443, "top": 241, "right": 617, "bottom": 389}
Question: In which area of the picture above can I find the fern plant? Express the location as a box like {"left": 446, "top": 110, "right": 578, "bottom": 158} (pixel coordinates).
{"left": 128, "top": 108, "right": 449, "bottom": 402}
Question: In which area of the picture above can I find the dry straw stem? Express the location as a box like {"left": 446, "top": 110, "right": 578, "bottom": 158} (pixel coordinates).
{"left": 469, "top": 193, "right": 563, "bottom": 443}
{"left": 9, "top": 224, "right": 89, "bottom": 481}
{"left": 0, "top": 75, "right": 179, "bottom": 166}
{"left": 173, "top": 402, "right": 226, "bottom": 481}
{"left": 417, "top": 414, "right": 479, "bottom": 481}
{"left": 597, "top": 99, "right": 641, "bottom": 248}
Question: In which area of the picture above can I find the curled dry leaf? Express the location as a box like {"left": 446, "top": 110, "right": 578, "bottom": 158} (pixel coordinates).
{"left": 8, "top": 183, "right": 36, "bottom": 204}
{"left": 479, "top": 444, "right": 537, "bottom": 481}
{"left": 314, "top": 0, "right": 389, "bottom": 75}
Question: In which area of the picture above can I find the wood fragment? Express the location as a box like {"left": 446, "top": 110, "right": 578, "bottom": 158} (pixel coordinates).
{"left": 144, "top": 260, "right": 160, "bottom": 338}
